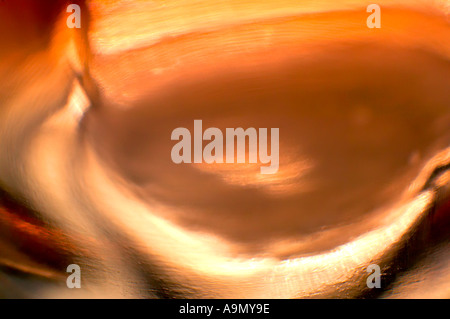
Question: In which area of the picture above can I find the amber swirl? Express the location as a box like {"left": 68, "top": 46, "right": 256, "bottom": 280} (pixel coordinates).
{"left": 0, "top": 0, "right": 449, "bottom": 298}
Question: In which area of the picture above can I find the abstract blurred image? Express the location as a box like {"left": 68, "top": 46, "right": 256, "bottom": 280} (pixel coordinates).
{"left": 0, "top": 0, "right": 449, "bottom": 299}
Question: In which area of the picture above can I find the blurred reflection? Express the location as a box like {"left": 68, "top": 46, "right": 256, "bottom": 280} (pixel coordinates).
{"left": 0, "top": 0, "right": 449, "bottom": 298}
